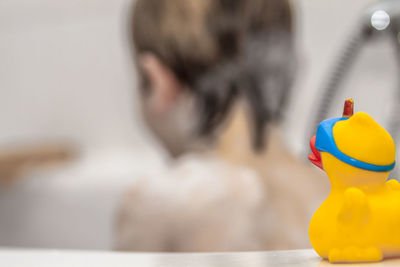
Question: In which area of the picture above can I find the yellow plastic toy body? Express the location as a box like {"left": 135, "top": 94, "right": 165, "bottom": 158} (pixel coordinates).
{"left": 308, "top": 99, "right": 400, "bottom": 263}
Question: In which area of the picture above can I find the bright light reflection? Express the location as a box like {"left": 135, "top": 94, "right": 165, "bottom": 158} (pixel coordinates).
{"left": 371, "top": 10, "right": 390, "bottom": 30}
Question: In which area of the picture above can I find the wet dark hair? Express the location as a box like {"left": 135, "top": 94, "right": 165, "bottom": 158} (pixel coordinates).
{"left": 131, "top": 0, "right": 295, "bottom": 150}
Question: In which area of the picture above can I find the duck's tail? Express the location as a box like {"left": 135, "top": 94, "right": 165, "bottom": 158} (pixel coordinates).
{"left": 386, "top": 179, "right": 400, "bottom": 190}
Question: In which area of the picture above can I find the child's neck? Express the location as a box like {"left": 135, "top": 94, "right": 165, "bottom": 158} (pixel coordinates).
{"left": 214, "top": 103, "right": 295, "bottom": 168}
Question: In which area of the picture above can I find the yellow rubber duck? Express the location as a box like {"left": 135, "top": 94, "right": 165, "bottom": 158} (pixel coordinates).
{"left": 308, "top": 99, "right": 400, "bottom": 263}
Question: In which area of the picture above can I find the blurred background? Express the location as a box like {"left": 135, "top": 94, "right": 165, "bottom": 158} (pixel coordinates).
{"left": 0, "top": 0, "right": 399, "bottom": 250}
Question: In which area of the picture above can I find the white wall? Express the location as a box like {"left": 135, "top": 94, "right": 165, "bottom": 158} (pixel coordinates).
{"left": 0, "top": 0, "right": 152, "bottom": 150}
{"left": 286, "top": 0, "right": 398, "bottom": 156}
{"left": 0, "top": 0, "right": 168, "bottom": 250}
{"left": 1, "top": 0, "right": 397, "bottom": 156}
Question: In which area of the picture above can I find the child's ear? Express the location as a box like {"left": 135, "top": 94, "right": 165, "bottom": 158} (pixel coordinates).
{"left": 139, "top": 53, "right": 183, "bottom": 115}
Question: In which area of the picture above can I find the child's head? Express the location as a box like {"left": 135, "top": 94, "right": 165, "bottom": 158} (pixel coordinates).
{"left": 131, "top": 0, "right": 294, "bottom": 155}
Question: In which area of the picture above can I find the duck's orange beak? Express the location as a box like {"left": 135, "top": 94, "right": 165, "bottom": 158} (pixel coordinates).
{"left": 308, "top": 135, "right": 323, "bottom": 170}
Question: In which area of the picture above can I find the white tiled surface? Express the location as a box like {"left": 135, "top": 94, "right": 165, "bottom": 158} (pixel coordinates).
{"left": 1, "top": 249, "right": 400, "bottom": 267}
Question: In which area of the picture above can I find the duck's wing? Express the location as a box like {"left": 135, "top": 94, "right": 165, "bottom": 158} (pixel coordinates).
{"left": 337, "top": 187, "right": 370, "bottom": 226}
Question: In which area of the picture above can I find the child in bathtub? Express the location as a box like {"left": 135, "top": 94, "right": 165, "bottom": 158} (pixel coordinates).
{"left": 115, "top": 0, "right": 329, "bottom": 251}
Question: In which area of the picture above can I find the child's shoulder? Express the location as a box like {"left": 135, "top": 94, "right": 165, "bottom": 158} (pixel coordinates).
{"left": 116, "top": 153, "right": 267, "bottom": 251}
{"left": 152, "top": 153, "right": 264, "bottom": 202}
